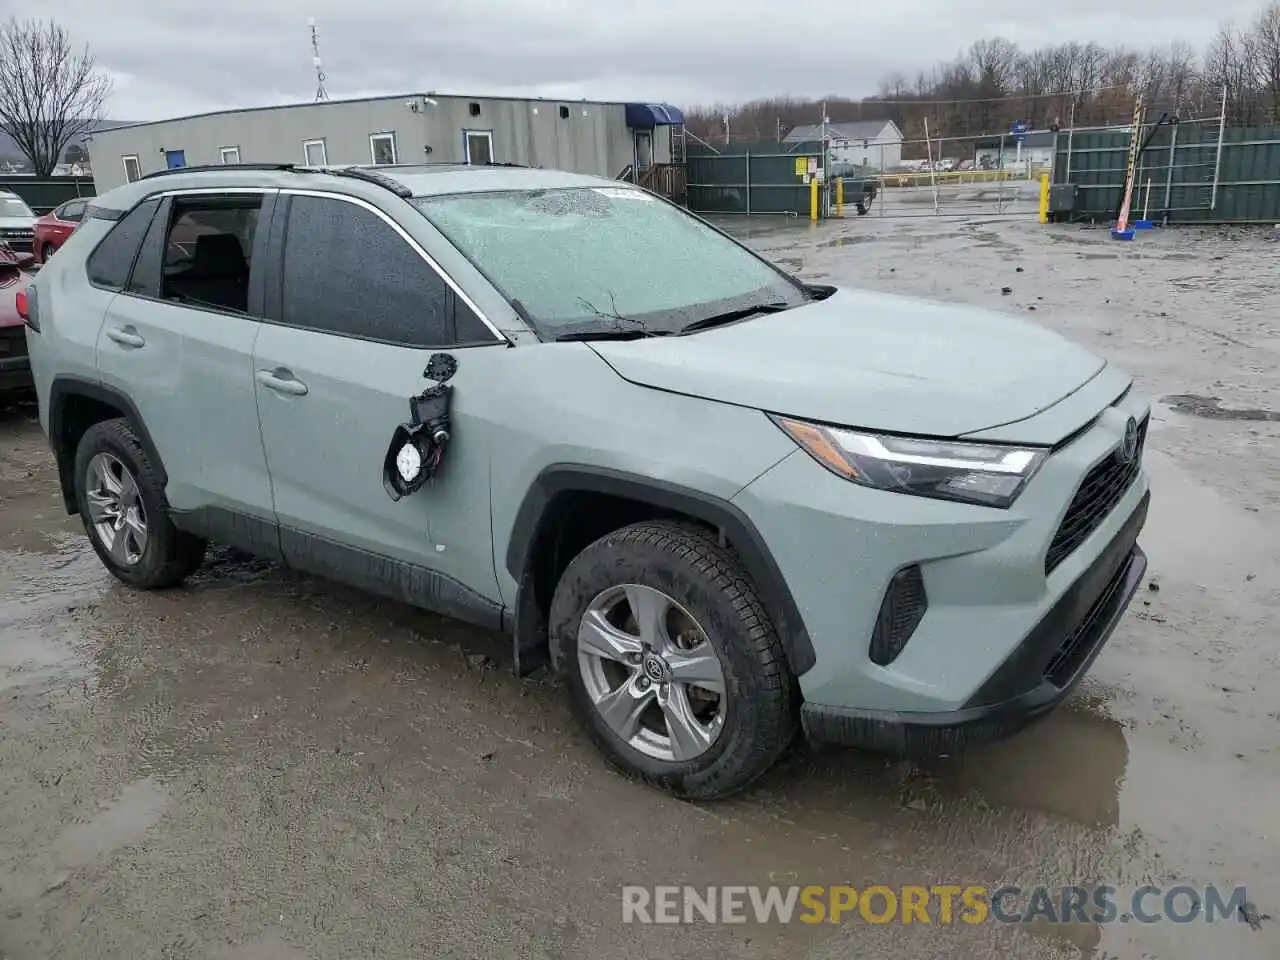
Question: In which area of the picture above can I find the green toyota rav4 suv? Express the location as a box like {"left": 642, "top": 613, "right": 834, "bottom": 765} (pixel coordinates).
{"left": 20, "top": 163, "right": 1150, "bottom": 799}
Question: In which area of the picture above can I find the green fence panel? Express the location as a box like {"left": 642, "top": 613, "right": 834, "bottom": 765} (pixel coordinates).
{"left": 0, "top": 176, "right": 95, "bottom": 214}
{"left": 686, "top": 148, "right": 823, "bottom": 216}
{"left": 1054, "top": 124, "right": 1280, "bottom": 224}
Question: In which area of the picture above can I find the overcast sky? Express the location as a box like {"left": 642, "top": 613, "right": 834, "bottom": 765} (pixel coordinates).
{"left": 38, "top": 0, "right": 1270, "bottom": 120}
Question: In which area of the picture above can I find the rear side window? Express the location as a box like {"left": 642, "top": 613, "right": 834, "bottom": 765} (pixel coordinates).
{"left": 60, "top": 200, "right": 87, "bottom": 222}
{"left": 154, "top": 196, "right": 261, "bottom": 313}
{"left": 279, "top": 194, "right": 489, "bottom": 347}
{"left": 86, "top": 198, "right": 160, "bottom": 290}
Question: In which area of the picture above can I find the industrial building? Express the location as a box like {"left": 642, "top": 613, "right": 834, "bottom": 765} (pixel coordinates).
{"left": 86, "top": 93, "right": 685, "bottom": 191}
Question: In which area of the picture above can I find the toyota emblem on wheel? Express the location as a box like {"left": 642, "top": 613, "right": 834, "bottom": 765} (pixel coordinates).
{"left": 1119, "top": 416, "right": 1139, "bottom": 463}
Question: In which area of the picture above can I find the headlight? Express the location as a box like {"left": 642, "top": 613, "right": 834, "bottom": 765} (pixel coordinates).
{"left": 771, "top": 415, "right": 1047, "bottom": 508}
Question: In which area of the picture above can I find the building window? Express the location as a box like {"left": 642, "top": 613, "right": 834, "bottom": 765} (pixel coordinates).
{"left": 559, "top": 105, "right": 569, "bottom": 119}
{"left": 220, "top": 146, "right": 241, "bottom": 165}
{"left": 369, "top": 132, "right": 397, "bottom": 165}
{"left": 302, "top": 138, "right": 328, "bottom": 166}
{"left": 464, "top": 130, "right": 493, "bottom": 166}
{"left": 469, "top": 102, "right": 481, "bottom": 117}
{"left": 122, "top": 155, "right": 141, "bottom": 182}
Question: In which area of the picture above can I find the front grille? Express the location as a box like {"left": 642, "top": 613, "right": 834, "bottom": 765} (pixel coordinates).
{"left": 1045, "top": 416, "right": 1147, "bottom": 575}
{"left": 1043, "top": 550, "right": 1134, "bottom": 686}
{"left": 868, "top": 565, "right": 927, "bottom": 666}
{"left": 1, "top": 229, "right": 33, "bottom": 253}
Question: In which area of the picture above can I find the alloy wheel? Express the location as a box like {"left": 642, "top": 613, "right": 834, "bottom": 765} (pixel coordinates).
{"left": 577, "top": 583, "right": 726, "bottom": 762}
{"left": 84, "top": 452, "right": 149, "bottom": 566}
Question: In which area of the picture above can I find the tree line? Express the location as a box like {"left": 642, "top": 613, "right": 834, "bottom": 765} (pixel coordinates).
{"left": 684, "top": 3, "right": 1280, "bottom": 150}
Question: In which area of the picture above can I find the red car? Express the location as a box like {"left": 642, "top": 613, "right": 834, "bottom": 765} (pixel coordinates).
{"left": 1, "top": 242, "right": 32, "bottom": 394}
{"left": 32, "top": 197, "right": 89, "bottom": 264}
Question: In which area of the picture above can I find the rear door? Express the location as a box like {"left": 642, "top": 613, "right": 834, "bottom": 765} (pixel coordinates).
{"left": 252, "top": 190, "right": 506, "bottom": 614}
{"left": 94, "top": 189, "right": 278, "bottom": 529}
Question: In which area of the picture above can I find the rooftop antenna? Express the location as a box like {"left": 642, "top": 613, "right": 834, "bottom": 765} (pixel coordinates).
{"left": 308, "top": 17, "right": 329, "bottom": 101}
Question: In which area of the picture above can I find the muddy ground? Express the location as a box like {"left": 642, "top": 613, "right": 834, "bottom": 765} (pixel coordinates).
{"left": 2, "top": 216, "right": 1278, "bottom": 960}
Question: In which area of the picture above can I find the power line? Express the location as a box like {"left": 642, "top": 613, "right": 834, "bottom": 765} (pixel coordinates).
{"left": 845, "top": 83, "right": 1132, "bottom": 106}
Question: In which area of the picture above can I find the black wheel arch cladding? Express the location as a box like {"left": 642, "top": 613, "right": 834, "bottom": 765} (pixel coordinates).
{"left": 49, "top": 376, "right": 169, "bottom": 515}
{"left": 506, "top": 464, "right": 816, "bottom": 676}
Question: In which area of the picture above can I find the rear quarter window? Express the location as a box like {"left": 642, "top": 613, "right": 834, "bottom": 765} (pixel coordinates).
{"left": 86, "top": 198, "right": 161, "bottom": 290}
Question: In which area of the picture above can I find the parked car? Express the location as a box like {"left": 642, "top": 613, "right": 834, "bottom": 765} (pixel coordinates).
{"left": 22, "top": 163, "right": 1151, "bottom": 799}
{"left": 828, "top": 162, "right": 880, "bottom": 214}
{"left": 33, "top": 197, "right": 90, "bottom": 263}
{"left": 0, "top": 242, "right": 32, "bottom": 394}
{"left": 0, "top": 190, "right": 36, "bottom": 260}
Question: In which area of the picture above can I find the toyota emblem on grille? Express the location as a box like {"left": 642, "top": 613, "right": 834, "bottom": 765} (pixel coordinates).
{"left": 1118, "top": 416, "right": 1139, "bottom": 463}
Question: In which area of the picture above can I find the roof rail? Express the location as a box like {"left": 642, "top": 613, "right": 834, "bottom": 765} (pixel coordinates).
{"left": 312, "top": 165, "right": 413, "bottom": 198}
{"left": 140, "top": 162, "right": 296, "bottom": 180}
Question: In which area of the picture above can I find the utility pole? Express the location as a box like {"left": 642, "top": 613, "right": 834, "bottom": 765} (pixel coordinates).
{"left": 309, "top": 17, "right": 329, "bottom": 102}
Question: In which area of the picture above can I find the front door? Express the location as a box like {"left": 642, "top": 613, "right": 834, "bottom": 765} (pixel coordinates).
{"left": 635, "top": 130, "right": 653, "bottom": 176}
{"left": 464, "top": 130, "right": 493, "bottom": 166}
{"left": 164, "top": 149, "right": 187, "bottom": 169}
{"left": 252, "top": 191, "right": 504, "bottom": 610}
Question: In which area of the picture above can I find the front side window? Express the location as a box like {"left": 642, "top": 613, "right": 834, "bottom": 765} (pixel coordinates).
{"left": 413, "top": 186, "right": 806, "bottom": 338}
{"left": 279, "top": 194, "right": 490, "bottom": 347}
{"left": 0, "top": 195, "right": 33, "bottom": 218}
{"left": 59, "top": 199, "right": 87, "bottom": 222}
{"left": 86, "top": 198, "right": 160, "bottom": 290}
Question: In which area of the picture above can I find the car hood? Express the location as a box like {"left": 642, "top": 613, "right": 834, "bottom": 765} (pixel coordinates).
{"left": 0, "top": 216, "right": 33, "bottom": 229}
{"left": 589, "top": 287, "right": 1107, "bottom": 439}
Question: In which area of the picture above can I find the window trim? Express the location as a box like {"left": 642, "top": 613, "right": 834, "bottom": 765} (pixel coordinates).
{"left": 302, "top": 138, "right": 328, "bottom": 166}
{"left": 368, "top": 132, "right": 397, "bottom": 165}
{"left": 219, "top": 145, "right": 241, "bottom": 164}
{"left": 463, "top": 129, "right": 494, "bottom": 165}
{"left": 59, "top": 199, "right": 86, "bottom": 222}
{"left": 122, "top": 155, "right": 141, "bottom": 182}
{"left": 274, "top": 188, "right": 507, "bottom": 347}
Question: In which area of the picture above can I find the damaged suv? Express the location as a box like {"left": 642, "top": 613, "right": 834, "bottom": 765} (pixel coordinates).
{"left": 21, "top": 163, "right": 1150, "bottom": 799}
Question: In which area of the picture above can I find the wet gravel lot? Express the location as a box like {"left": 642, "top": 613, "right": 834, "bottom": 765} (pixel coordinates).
{"left": 3, "top": 215, "right": 1279, "bottom": 959}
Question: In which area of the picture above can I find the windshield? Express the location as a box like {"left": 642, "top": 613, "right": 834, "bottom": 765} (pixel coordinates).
{"left": 413, "top": 187, "right": 806, "bottom": 338}
{"left": 0, "top": 197, "right": 34, "bottom": 219}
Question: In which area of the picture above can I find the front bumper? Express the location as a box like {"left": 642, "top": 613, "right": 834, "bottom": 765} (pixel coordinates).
{"left": 801, "top": 492, "right": 1148, "bottom": 754}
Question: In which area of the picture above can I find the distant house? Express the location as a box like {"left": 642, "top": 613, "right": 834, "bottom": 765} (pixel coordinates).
{"left": 783, "top": 120, "right": 903, "bottom": 170}
{"left": 973, "top": 130, "right": 1056, "bottom": 170}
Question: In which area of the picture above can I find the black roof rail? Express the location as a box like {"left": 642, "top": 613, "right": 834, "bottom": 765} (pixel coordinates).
{"left": 312, "top": 165, "right": 413, "bottom": 198}
{"left": 140, "top": 162, "right": 296, "bottom": 180}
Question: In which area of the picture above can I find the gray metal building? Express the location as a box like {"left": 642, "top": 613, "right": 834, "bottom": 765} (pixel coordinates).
{"left": 87, "top": 93, "right": 683, "bottom": 191}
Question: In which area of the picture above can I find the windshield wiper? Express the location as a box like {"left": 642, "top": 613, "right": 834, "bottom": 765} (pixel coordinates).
{"left": 679, "top": 302, "right": 792, "bottom": 335}
{"left": 554, "top": 328, "right": 670, "bottom": 342}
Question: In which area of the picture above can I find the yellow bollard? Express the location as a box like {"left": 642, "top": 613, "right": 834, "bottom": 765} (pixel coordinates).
{"left": 836, "top": 177, "right": 844, "bottom": 216}
{"left": 1038, "top": 173, "right": 1050, "bottom": 224}
{"left": 810, "top": 176, "right": 819, "bottom": 222}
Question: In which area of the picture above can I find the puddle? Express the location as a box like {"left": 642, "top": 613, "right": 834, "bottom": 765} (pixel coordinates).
{"left": 1138, "top": 449, "right": 1274, "bottom": 585}
{"left": 51, "top": 777, "right": 171, "bottom": 870}
{"left": 210, "top": 930, "right": 310, "bottom": 960}
{"left": 1161, "top": 394, "right": 1280, "bottom": 421}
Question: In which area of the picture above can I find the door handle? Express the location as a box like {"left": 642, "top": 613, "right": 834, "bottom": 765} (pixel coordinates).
{"left": 106, "top": 326, "right": 145, "bottom": 348}
{"left": 256, "top": 368, "right": 309, "bottom": 396}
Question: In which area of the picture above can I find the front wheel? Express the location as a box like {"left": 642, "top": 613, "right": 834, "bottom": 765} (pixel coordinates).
{"left": 549, "top": 521, "right": 797, "bottom": 799}
{"left": 41, "top": 243, "right": 56, "bottom": 263}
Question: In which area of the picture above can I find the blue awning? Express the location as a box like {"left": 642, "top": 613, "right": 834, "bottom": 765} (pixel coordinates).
{"left": 625, "top": 103, "right": 685, "bottom": 128}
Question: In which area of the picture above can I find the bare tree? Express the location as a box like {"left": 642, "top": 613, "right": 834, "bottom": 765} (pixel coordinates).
{"left": 0, "top": 18, "right": 112, "bottom": 176}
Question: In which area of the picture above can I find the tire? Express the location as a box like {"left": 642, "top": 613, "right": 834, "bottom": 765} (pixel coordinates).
{"left": 549, "top": 520, "right": 797, "bottom": 800}
{"left": 41, "top": 243, "right": 56, "bottom": 263}
{"left": 73, "top": 418, "right": 207, "bottom": 589}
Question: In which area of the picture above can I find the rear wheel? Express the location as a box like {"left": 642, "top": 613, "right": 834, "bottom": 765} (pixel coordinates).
{"left": 549, "top": 520, "right": 797, "bottom": 799}
{"left": 74, "top": 418, "right": 207, "bottom": 588}
{"left": 41, "top": 243, "right": 56, "bottom": 262}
